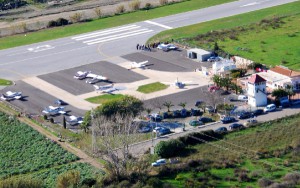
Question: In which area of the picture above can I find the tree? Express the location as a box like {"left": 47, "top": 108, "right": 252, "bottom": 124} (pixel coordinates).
{"left": 220, "top": 77, "right": 232, "bottom": 91}
{"left": 163, "top": 101, "right": 174, "bottom": 112}
{"left": 212, "top": 75, "right": 221, "bottom": 87}
{"left": 178, "top": 102, "right": 187, "bottom": 109}
{"left": 92, "top": 113, "right": 143, "bottom": 181}
{"left": 197, "top": 101, "right": 206, "bottom": 113}
{"left": 63, "top": 115, "right": 66, "bottom": 129}
{"left": 145, "top": 108, "right": 152, "bottom": 116}
{"left": 81, "top": 110, "right": 91, "bottom": 133}
{"left": 230, "top": 83, "right": 242, "bottom": 94}
{"left": 207, "top": 90, "right": 223, "bottom": 112}
{"left": 154, "top": 139, "right": 185, "bottom": 158}
{"left": 56, "top": 170, "right": 80, "bottom": 188}
{"left": 271, "top": 89, "right": 288, "bottom": 101}
{"left": 285, "top": 85, "right": 295, "bottom": 101}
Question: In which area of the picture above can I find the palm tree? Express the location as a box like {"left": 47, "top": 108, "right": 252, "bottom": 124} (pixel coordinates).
{"left": 285, "top": 85, "right": 295, "bottom": 101}
{"left": 230, "top": 83, "right": 242, "bottom": 94}
{"left": 145, "top": 108, "right": 152, "bottom": 115}
{"left": 197, "top": 102, "right": 206, "bottom": 113}
{"left": 220, "top": 77, "right": 232, "bottom": 91}
{"left": 163, "top": 101, "right": 174, "bottom": 112}
{"left": 212, "top": 75, "right": 221, "bottom": 87}
{"left": 178, "top": 102, "right": 187, "bottom": 109}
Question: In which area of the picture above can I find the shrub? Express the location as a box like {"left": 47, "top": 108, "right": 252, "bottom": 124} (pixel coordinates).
{"left": 258, "top": 178, "right": 273, "bottom": 187}
{"left": 144, "top": 3, "right": 152, "bottom": 10}
{"left": 94, "top": 7, "right": 102, "bottom": 17}
{"left": 155, "top": 139, "right": 185, "bottom": 158}
{"left": 159, "top": 0, "right": 168, "bottom": 5}
{"left": 146, "top": 177, "right": 162, "bottom": 188}
{"left": 0, "top": 177, "right": 43, "bottom": 188}
{"left": 69, "top": 12, "right": 83, "bottom": 23}
{"left": 282, "top": 173, "right": 300, "bottom": 185}
{"left": 48, "top": 20, "right": 57, "bottom": 28}
{"left": 50, "top": 118, "right": 54, "bottom": 124}
{"left": 115, "top": 5, "right": 125, "bottom": 14}
{"left": 118, "top": 180, "right": 131, "bottom": 188}
{"left": 129, "top": 0, "right": 141, "bottom": 11}
{"left": 56, "top": 18, "right": 69, "bottom": 26}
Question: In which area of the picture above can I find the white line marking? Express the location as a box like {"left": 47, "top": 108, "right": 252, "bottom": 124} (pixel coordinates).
{"left": 240, "top": 2, "right": 260, "bottom": 7}
{"left": 86, "top": 30, "right": 153, "bottom": 45}
{"left": 83, "top": 29, "right": 151, "bottom": 43}
{"left": 72, "top": 25, "right": 139, "bottom": 40}
{"left": 144, "top": 20, "right": 173, "bottom": 29}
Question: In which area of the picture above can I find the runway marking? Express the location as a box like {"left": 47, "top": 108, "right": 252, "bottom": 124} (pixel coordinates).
{"left": 240, "top": 2, "right": 260, "bottom": 7}
{"left": 72, "top": 25, "right": 141, "bottom": 41}
{"left": 85, "top": 29, "right": 153, "bottom": 45}
{"left": 0, "top": 45, "right": 91, "bottom": 66}
{"left": 144, "top": 20, "right": 173, "bottom": 29}
{"left": 28, "top": 45, "right": 55, "bottom": 52}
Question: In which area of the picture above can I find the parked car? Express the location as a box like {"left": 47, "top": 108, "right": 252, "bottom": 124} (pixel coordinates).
{"left": 195, "top": 100, "right": 203, "bottom": 107}
{"left": 181, "top": 109, "right": 188, "bottom": 118}
{"left": 190, "top": 108, "right": 201, "bottom": 116}
{"left": 207, "top": 56, "right": 221, "bottom": 62}
{"left": 221, "top": 116, "right": 236, "bottom": 124}
{"left": 238, "top": 95, "right": 248, "bottom": 102}
{"left": 189, "top": 120, "right": 204, "bottom": 127}
{"left": 237, "top": 112, "right": 252, "bottom": 119}
{"left": 229, "top": 123, "right": 244, "bottom": 130}
{"left": 251, "top": 109, "right": 264, "bottom": 116}
{"left": 214, "top": 127, "right": 228, "bottom": 133}
{"left": 151, "top": 113, "right": 163, "bottom": 122}
{"left": 157, "top": 44, "right": 177, "bottom": 51}
{"left": 157, "top": 128, "right": 171, "bottom": 136}
{"left": 198, "top": 117, "right": 213, "bottom": 123}
{"left": 138, "top": 126, "right": 151, "bottom": 133}
{"left": 151, "top": 159, "right": 167, "bottom": 167}
{"left": 243, "top": 119, "right": 258, "bottom": 127}
{"left": 205, "top": 106, "right": 215, "bottom": 113}
{"left": 208, "top": 86, "right": 220, "bottom": 92}
{"left": 173, "top": 110, "right": 181, "bottom": 118}
{"left": 264, "top": 104, "right": 276, "bottom": 113}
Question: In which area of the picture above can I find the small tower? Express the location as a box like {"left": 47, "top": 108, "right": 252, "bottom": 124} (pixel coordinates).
{"left": 247, "top": 74, "right": 267, "bottom": 107}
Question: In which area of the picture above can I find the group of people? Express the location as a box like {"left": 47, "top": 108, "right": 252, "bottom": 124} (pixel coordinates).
{"left": 136, "top": 41, "right": 171, "bottom": 51}
{"left": 136, "top": 43, "right": 152, "bottom": 51}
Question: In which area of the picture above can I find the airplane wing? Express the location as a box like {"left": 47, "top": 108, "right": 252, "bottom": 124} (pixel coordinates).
{"left": 95, "top": 75, "right": 108, "bottom": 80}
{"left": 93, "top": 85, "right": 100, "bottom": 90}
{"left": 59, "top": 111, "right": 66, "bottom": 114}
{"left": 86, "top": 73, "right": 97, "bottom": 78}
{"left": 138, "top": 60, "right": 149, "bottom": 65}
{"left": 6, "top": 91, "right": 14, "bottom": 96}
{"left": 48, "top": 106, "right": 57, "bottom": 110}
{"left": 14, "top": 96, "right": 22, "bottom": 100}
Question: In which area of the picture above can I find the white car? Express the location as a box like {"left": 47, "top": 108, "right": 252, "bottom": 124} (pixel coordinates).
{"left": 151, "top": 159, "right": 167, "bottom": 167}
{"left": 157, "top": 44, "right": 177, "bottom": 51}
{"left": 264, "top": 104, "right": 276, "bottom": 112}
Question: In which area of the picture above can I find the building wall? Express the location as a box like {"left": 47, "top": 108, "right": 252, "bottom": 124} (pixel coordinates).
{"left": 248, "top": 82, "right": 267, "bottom": 107}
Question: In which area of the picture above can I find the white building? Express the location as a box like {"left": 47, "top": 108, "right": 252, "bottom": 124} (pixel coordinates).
{"left": 247, "top": 74, "right": 267, "bottom": 107}
{"left": 212, "top": 59, "right": 236, "bottom": 76}
{"left": 258, "top": 66, "right": 300, "bottom": 90}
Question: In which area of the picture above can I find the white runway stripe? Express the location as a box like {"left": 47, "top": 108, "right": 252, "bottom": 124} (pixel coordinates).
{"left": 71, "top": 25, "right": 140, "bottom": 40}
{"left": 85, "top": 30, "right": 153, "bottom": 45}
{"left": 144, "top": 20, "right": 173, "bottom": 29}
{"left": 83, "top": 29, "right": 149, "bottom": 43}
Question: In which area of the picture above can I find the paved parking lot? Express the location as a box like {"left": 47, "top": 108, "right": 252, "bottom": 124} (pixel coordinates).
{"left": 1, "top": 81, "right": 85, "bottom": 126}
{"left": 144, "top": 85, "right": 243, "bottom": 112}
{"left": 122, "top": 49, "right": 203, "bottom": 72}
{"left": 38, "top": 61, "right": 148, "bottom": 95}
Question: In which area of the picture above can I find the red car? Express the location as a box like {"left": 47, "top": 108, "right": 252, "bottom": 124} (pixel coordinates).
{"left": 208, "top": 85, "right": 220, "bottom": 92}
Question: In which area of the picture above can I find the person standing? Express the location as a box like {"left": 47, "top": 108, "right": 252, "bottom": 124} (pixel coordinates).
{"left": 136, "top": 43, "right": 139, "bottom": 50}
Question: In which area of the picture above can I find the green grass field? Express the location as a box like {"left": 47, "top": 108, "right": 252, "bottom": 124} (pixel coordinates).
{"left": 0, "top": 79, "right": 13, "bottom": 86}
{"left": 137, "top": 82, "right": 168, "bottom": 93}
{"left": 86, "top": 94, "right": 125, "bottom": 104}
{"left": 149, "top": 1, "right": 300, "bottom": 70}
{"left": 161, "top": 114, "right": 300, "bottom": 187}
{"left": 0, "top": 112, "right": 102, "bottom": 187}
{"left": 0, "top": 0, "right": 235, "bottom": 50}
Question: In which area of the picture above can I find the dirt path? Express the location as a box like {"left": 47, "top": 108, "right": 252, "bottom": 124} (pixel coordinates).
{"left": 0, "top": 104, "right": 104, "bottom": 170}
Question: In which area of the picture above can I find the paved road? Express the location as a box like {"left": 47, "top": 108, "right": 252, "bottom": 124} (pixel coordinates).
{"left": 128, "top": 104, "right": 300, "bottom": 157}
{"left": 0, "top": 0, "right": 296, "bottom": 81}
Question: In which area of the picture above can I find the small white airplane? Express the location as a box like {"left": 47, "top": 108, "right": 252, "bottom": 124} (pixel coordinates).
{"left": 86, "top": 74, "right": 108, "bottom": 84}
{"left": 67, "top": 115, "right": 83, "bottom": 126}
{"left": 93, "top": 84, "right": 114, "bottom": 91}
{"left": 42, "top": 106, "right": 66, "bottom": 115}
{"left": 0, "top": 91, "right": 22, "bottom": 101}
{"left": 164, "top": 78, "right": 193, "bottom": 89}
{"left": 131, "top": 60, "right": 149, "bottom": 69}
{"left": 74, "top": 71, "right": 91, "bottom": 80}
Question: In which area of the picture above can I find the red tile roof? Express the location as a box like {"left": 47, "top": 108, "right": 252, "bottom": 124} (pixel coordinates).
{"left": 248, "top": 74, "right": 266, "bottom": 84}
{"left": 270, "top": 66, "right": 300, "bottom": 77}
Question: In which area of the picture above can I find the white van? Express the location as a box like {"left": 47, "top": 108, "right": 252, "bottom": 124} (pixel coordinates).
{"left": 238, "top": 95, "right": 248, "bottom": 101}
{"left": 264, "top": 104, "right": 276, "bottom": 112}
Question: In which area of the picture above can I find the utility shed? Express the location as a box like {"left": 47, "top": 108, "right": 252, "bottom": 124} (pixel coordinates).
{"left": 187, "top": 48, "right": 211, "bottom": 62}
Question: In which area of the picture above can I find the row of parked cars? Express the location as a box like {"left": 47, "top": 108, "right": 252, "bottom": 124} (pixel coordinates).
{"left": 189, "top": 117, "right": 214, "bottom": 127}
